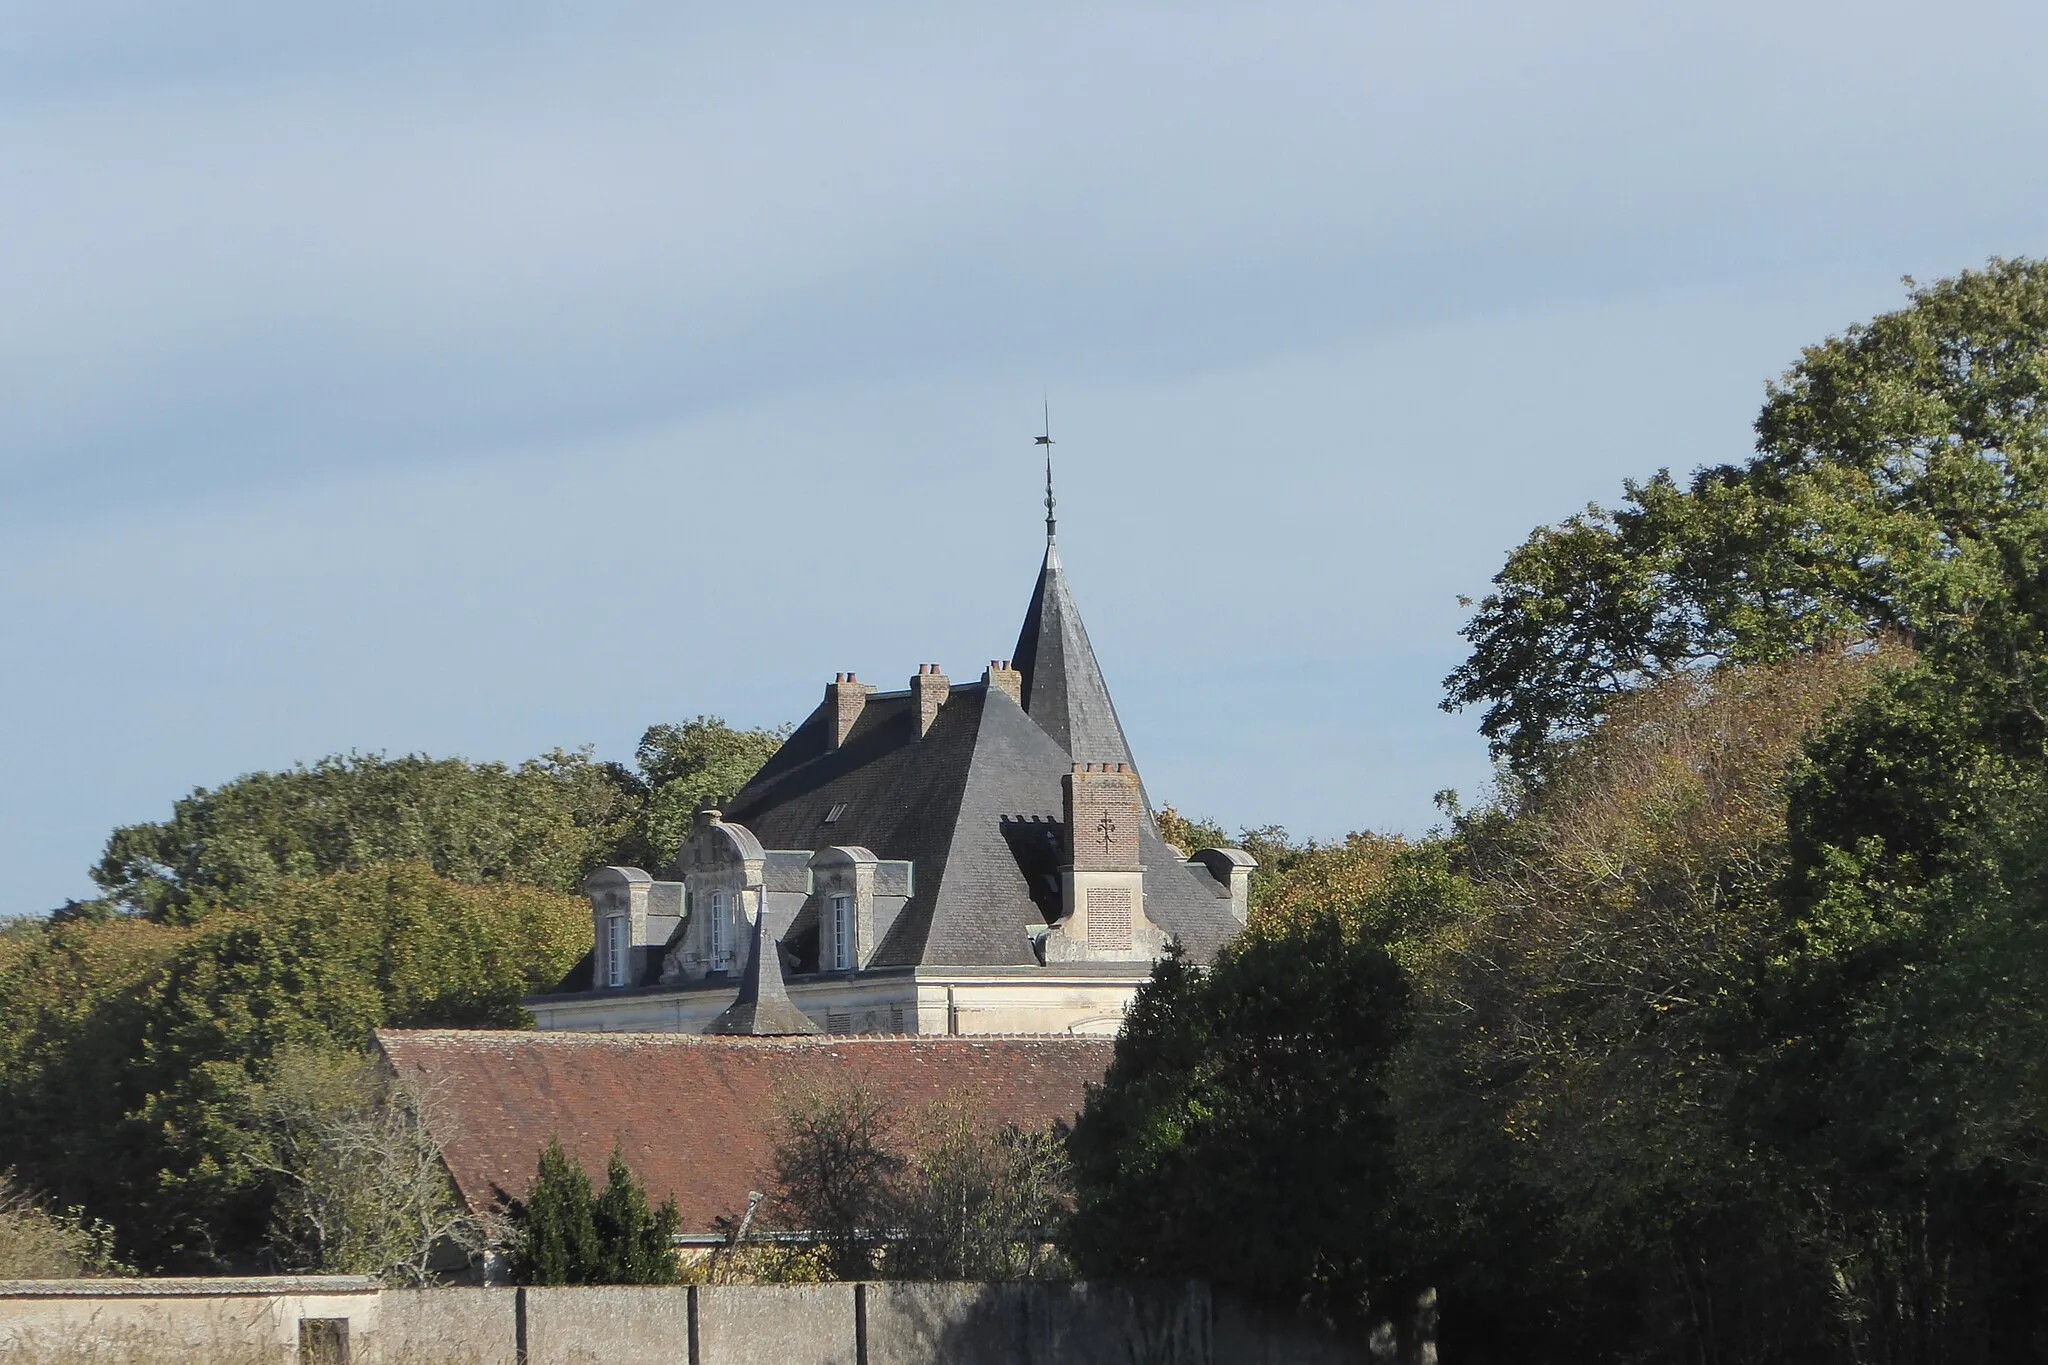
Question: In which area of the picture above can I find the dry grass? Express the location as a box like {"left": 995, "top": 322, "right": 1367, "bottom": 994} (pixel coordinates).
{"left": 0, "top": 1173, "right": 124, "bottom": 1279}
{"left": 0, "top": 1326, "right": 282, "bottom": 1365}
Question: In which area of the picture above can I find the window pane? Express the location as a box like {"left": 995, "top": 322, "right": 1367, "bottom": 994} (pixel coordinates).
{"left": 831, "top": 894, "right": 852, "bottom": 971}
{"left": 606, "top": 916, "right": 626, "bottom": 987}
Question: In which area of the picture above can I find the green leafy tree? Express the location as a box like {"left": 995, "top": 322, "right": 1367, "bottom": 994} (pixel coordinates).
{"left": 0, "top": 864, "right": 587, "bottom": 1270}
{"left": 1447, "top": 259, "right": 2048, "bottom": 773}
{"left": 1391, "top": 651, "right": 1900, "bottom": 1362}
{"left": 1154, "top": 806, "right": 1228, "bottom": 856}
{"left": 512, "top": 1140, "right": 678, "bottom": 1285}
{"left": 626, "top": 716, "right": 788, "bottom": 871}
{"left": 1064, "top": 918, "right": 1412, "bottom": 1325}
{"left": 93, "top": 751, "right": 640, "bottom": 922}
{"left": 1729, "top": 663, "right": 2048, "bottom": 1360}
{"left": 1414, "top": 261, "right": 2048, "bottom": 1360}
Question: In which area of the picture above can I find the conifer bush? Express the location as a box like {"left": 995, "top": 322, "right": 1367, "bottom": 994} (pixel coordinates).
{"left": 511, "top": 1140, "right": 678, "bottom": 1285}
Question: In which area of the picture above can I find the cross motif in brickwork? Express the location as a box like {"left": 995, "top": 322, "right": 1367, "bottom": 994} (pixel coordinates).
{"left": 1097, "top": 811, "right": 1117, "bottom": 853}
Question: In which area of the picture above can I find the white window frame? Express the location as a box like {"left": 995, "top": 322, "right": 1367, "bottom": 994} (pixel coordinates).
{"left": 710, "top": 891, "right": 730, "bottom": 971}
{"left": 605, "top": 915, "right": 627, "bottom": 988}
{"left": 830, "top": 893, "right": 854, "bottom": 972}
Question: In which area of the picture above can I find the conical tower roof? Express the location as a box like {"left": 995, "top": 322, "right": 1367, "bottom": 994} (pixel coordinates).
{"left": 706, "top": 901, "right": 820, "bottom": 1036}
{"left": 1011, "top": 538, "right": 1139, "bottom": 773}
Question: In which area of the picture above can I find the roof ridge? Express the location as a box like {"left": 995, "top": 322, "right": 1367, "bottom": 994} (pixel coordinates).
{"left": 376, "top": 1028, "right": 1112, "bottom": 1045}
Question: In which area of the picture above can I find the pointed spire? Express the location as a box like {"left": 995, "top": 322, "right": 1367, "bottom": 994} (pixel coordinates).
{"left": 1011, "top": 538, "right": 1140, "bottom": 775}
{"left": 705, "top": 897, "right": 820, "bottom": 1036}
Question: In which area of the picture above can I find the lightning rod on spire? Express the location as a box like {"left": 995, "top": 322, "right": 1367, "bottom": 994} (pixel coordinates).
{"left": 1035, "top": 398, "right": 1056, "bottom": 543}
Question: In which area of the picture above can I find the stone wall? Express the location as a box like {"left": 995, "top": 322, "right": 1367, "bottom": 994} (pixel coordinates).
{"left": 0, "top": 1279, "right": 1369, "bottom": 1365}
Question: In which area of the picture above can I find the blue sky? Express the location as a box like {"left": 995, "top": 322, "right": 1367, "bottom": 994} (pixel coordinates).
{"left": 5, "top": 0, "right": 2047, "bottom": 915}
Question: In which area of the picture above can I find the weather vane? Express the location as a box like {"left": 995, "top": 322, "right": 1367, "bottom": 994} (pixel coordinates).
{"left": 1036, "top": 398, "right": 1056, "bottom": 542}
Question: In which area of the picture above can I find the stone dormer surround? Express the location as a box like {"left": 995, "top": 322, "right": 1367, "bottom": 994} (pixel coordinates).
{"left": 584, "top": 866, "right": 651, "bottom": 990}
{"left": 584, "top": 866, "right": 687, "bottom": 990}
{"left": 636, "top": 811, "right": 918, "bottom": 988}
{"left": 665, "top": 808, "right": 767, "bottom": 981}
{"left": 811, "top": 845, "right": 878, "bottom": 971}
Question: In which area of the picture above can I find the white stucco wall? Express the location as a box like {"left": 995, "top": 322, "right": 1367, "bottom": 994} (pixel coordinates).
{"left": 524, "top": 968, "right": 1149, "bottom": 1037}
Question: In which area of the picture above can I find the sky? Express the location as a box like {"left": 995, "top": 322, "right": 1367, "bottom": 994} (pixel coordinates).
{"left": 5, "top": 0, "right": 2048, "bottom": 916}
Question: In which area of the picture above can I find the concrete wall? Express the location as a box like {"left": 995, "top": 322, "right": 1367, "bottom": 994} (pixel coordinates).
{"left": 525, "top": 1285, "right": 699, "bottom": 1365}
{"left": 699, "top": 1284, "right": 857, "bottom": 1365}
{"left": 0, "top": 1279, "right": 1366, "bottom": 1365}
{"left": 380, "top": 1287, "right": 517, "bottom": 1365}
{"left": 0, "top": 1277, "right": 381, "bottom": 1365}
{"left": 866, "top": 1282, "right": 1215, "bottom": 1365}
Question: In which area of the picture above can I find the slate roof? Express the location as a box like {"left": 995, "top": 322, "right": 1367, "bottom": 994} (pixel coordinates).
{"left": 706, "top": 897, "right": 819, "bottom": 1036}
{"left": 715, "top": 536, "right": 1244, "bottom": 970}
{"left": 377, "top": 1029, "right": 1112, "bottom": 1233}
{"left": 1012, "top": 539, "right": 1141, "bottom": 776}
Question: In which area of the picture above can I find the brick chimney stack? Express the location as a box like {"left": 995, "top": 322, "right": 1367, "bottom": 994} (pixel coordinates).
{"left": 1064, "top": 762, "right": 1144, "bottom": 871}
{"left": 827, "top": 673, "right": 867, "bottom": 750}
{"left": 983, "top": 659, "right": 1023, "bottom": 705}
{"left": 912, "top": 664, "right": 949, "bottom": 738}
{"left": 1058, "top": 762, "right": 1147, "bottom": 955}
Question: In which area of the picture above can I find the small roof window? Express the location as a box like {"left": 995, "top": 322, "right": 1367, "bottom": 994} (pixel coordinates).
{"left": 823, "top": 802, "right": 849, "bottom": 825}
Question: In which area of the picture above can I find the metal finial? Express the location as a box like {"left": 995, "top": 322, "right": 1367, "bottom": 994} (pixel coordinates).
{"left": 1035, "top": 398, "right": 1056, "bottom": 542}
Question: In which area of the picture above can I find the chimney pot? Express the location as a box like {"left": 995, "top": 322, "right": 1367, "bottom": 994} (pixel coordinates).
{"left": 984, "top": 659, "right": 1023, "bottom": 705}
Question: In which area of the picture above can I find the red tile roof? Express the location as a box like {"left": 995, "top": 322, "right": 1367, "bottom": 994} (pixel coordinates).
{"left": 375, "top": 1030, "right": 1114, "bottom": 1233}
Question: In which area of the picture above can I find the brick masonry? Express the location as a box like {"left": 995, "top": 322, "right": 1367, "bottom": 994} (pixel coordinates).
{"left": 1062, "top": 764, "right": 1142, "bottom": 872}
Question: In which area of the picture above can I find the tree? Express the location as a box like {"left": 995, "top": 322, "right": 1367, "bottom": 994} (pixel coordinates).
{"left": 511, "top": 1140, "right": 678, "bottom": 1285}
{"left": 592, "top": 1148, "right": 682, "bottom": 1284}
{"left": 253, "top": 1045, "right": 480, "bottom": 1284}
{"left": 0, "top": 864, "right": 587, "bottom": 1271}
{"left": 1391, "top": 650, "right": 1902, "bottom": 1362}
{"left": 1064, "top": 919, "right": 1412, "bottom": 1325}
{"left": 887, "top": 1102, "right": 1072, "bottom": 1281}
{"left": 625, "top": 717, "right": 788, "bottom": 871}
{"left": 1446, "top": 259, "right": 2048, "bottom": 773}
{"left": 513, "top": 1141, "right": 601, "bottom": 1286}
{"left": 1154, "top": 806, "right": 1228, "bottom": 856}
{"left": 766, "top": 1079, "right": 906, "bottom": 1280}
{"left": 92, "top": 751, "right": 640, "bottom": 922}
{"left": 1728, "top": 662, "right": 2048, "bottom": 1360}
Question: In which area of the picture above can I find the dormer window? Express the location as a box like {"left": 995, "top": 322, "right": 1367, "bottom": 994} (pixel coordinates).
{"left": 829, "top": 893, "right": 854, "bottom": 971}
{"left": 606, "top": 915, "right": 627, "bottom": 988}
{"left": 709, "top": 891, "right": 730, "bottom": 971}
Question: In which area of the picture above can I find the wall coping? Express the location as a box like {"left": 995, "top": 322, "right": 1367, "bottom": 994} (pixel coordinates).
{"left": 0, "top": 1276, "right": 381, "bottom": 1298}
